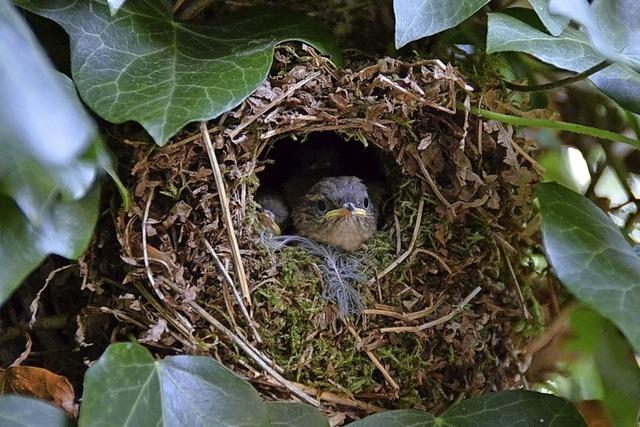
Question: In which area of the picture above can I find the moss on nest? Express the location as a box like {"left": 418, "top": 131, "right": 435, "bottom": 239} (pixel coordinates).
{"left": 85, "top": 46, "right": 545, "bottom": 421}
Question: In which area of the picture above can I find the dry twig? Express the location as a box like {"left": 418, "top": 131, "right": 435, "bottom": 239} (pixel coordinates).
{"left": 181, "top": 293, "right": 320, "bottom": 407}
{"left": 259, "top": 378, "right": 385, "bottom": 413}
{"left": 194, "top": 226, "right": 263, "bottom": 343}
{"left": 414, "top": 155, "right": 452, "bottom": 209}
{"left": 369, "top": 197, "right": 424, "bottom": 285}
{"left": 381, "top": 286, "right": 481, "bottom": 334}
{"left": 201, "top": 122, "right": 251, "bottom": 305}
{"left": 228, "top": 71, "right": 321, "bottom": 140}
{"left": 346, "top": 325, "right": 400, "bottom": 393}
{"left": 414, "top": 248, "right": 452, "bottom": 274}
{"left": 142, "top": 188, "right": 165, "bottom": 301}
{"left": 500, "top": 245, "right": 530, "bottom": 320}
{"left": 29, "top": 264, "right": 74, "bottom": 327}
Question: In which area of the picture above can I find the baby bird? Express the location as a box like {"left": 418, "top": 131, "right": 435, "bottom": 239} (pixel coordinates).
{"left": 256, "top": 191, "right": 289, "bottom": 235}
{"left": 290, "top": 176, "right": 377, "bottom": 251}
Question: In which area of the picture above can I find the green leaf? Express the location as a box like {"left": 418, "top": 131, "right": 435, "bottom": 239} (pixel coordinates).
{"left": 0, "top": 395, "right": 74, "bottom": 427}
{"left": 549, "top": 0, "right": 640, "bottom": 70}
{"left": 529, "top": 0, "right": 569, "bottom": 36}
{"left": 0, "top": 1, "right": 94, "bottom": 165}
{"left": 350, "top": 391, "right": 585, "bottom": 426}
{"left": 393, "top": 0, "right": 490, "bottom": 48}
{"left": 2, "top": 72, "right": 129, "bottom": 219}
{"left": 349, "top": 410, "right": 435, "bottom": 426}
{"left": 0, "top": 2, "right": 99, "bottom": 223}
{"left": 487, "top": 11, "right": 640, "bottom": 113}
{"left": 537, "top": 182, "right": 640, "bottom": 354}
{"left": 266, "top": 402, "right": 329, "bottom": 427}
{"left": 0, "top": 185, "right": 100, "bottom": 304}
{"left": 93, "top": 139, "right": 131, "bottom": 211}
{"left": 595, "top": 329, "right": 640, "bottom": 426}
{"left": 568, "top": 308, "right": 640, "bottom": 427}
{"left": 591, "top": 0, "right": 640, "bottom": 61}
{"left": 80, "top": 342, "right": 270, "bottom": 427}
{"left": 441, "top": 390, "right": 585, "bottom": 426}
{"left": 487, "top": 12, "right": 601, "bottom": 71}
{"left": 15, "top": 1, "right": 342, "bottom": 146}
{"left": 0, "top": 1, "right": 126, "bottom": 304}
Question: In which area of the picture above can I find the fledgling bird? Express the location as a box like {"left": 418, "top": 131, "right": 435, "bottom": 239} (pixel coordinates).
{"left": 256, "top": 191, "right": 289, "bottom": 235}
{"left": 290, "top": 176, "right": 378, "bottom": 251}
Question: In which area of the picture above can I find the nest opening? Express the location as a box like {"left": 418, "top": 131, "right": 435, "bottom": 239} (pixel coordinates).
{"left": 256, "top": 131, "right": 396, "bottom": 232}
{"left": 258, "top": 132, "right": 388, "bottom": 191}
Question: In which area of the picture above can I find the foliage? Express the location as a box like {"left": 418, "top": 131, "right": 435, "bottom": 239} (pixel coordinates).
{"left": 0, "top": 2, "right": 115, "bottom": 305}
{"left": 0, "top": 342, "right": 586, "bottom": 427}
{"left": 15, "top": 0, "right": 342, "bottom": 146}
{"left": 486, "top": 3, "right": 640, "bottom": 113}
{"left": 350, "top": 391, "right": 585, "bottom": 426}
{"left": 529, "top": 0, "right": 568, "bottom": 36}
{"left": 0, "top": 187, "right": 100, "bottom": 305}
{"left": 393, "top": 0, "right": 490, "bottom": 48}
{"left": 0, "top": 395, "right": 73, "bottom": 427}
{"left": 80, "top": 343, "right": 275, "bottom": 426}
{"left": 560, "top": 308, "right": 640, "bottom": 427}
{"left": 394, "top": 0, "right": 640, "bottom": 112}
{"left": 537, "top": 182, "right": 640, "bottom": 354}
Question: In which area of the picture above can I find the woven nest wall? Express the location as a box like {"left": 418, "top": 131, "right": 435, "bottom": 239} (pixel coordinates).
{"left": 100, "top": 46, "right": 543, "bottom": 419}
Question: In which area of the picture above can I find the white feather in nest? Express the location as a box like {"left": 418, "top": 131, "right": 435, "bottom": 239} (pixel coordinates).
{"left": 261, "top": 233, "right": 368, "bottom": 317}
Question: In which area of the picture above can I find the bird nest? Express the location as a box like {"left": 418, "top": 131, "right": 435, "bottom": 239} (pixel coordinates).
{"left": 91, "top": 46, "right": 544, "bottom": 420}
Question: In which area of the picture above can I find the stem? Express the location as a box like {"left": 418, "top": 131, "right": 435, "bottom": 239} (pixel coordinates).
{"left": 504, "top": 61, "right": 610, "bottom": 93}
{"left": 466, "top": 105, "right": 640, "bottom": 150}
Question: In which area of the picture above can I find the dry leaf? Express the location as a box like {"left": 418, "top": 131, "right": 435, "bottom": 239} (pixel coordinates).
{"left": 0, "top": 366, "right": 77, "bottom": 418}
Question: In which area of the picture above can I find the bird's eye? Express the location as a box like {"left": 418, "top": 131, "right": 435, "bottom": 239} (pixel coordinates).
{"left": 363, "top": 197, "right": 369, "bottom": 208}
{"left": 316, "top": 199, "right": 327, "bottom": 212}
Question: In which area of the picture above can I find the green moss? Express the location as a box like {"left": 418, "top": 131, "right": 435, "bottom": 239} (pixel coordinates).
{"left": 397, "top": 388, "right": 423, "bottom": 408}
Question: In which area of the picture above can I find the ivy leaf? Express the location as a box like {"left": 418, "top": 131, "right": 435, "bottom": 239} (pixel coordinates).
{"left": 548, "top": 0, "right": 640, "bottom": 69}
{"left": 80, "top": 342, "right": 270, "bottom": 427}
{"left": 0, "top": 1, "right": 127, "bottom": 305}
{"left": 441, "top": 390, "right": 585, "bottom": 426}
{"left": 348, "top": 410, "right": 435, "bottom": 426}
{"left": 0, "top": 395, "right": 74, "bottom": 427}
{"left": 0, "top": 186, "right": 100, "bottom": 304}
{"left": 566, "top": 308, "right": 640, "bottom": 427}
{"left": 15, "top": 1, "right": 342, "bottom": 146}
{"left": 590, "top": 0, "right": 640, "bottom": 64}
{"left": 0, "top": 73, "right": 129, "bottom": 221}
{"left": 393, "top": 0, "right": 490, "bottom": 48}
{"left": 0, "top": 1, "right": 93, "bottom": 167}
{"left": 349, "top": 391, "right": 585, "bottom": 426}
{"left": 487, "top": 11, "right": 640, "bottom": 113}
{"left": 0, "top": 2, "right": 98, "bottom": 224}
{"left": 266, "top": 402, "right": 329, "bottom": 427}
{"left": 0, "top": 2, "right": 109, "bottom": 304}
{"left": 529, "top": 0, "right": 569, "bottom": 36}
{"left": 537, "top": 182, "right": 640, "bottom": 354}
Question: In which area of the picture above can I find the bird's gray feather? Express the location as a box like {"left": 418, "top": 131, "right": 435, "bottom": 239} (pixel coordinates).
{"left": 261, "top": 234, "right": 367, "bottom": 317}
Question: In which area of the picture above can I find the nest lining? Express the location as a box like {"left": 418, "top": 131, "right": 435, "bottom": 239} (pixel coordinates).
{"left": 95, "top": 46, "right": 544, "bottom": 419}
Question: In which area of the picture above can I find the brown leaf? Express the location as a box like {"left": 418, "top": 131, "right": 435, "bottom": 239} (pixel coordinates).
{"left": 578, "top": 400, "right": 613, "bottom": 427}
{"left": 0, "top": 366, "right": 77, "bottom": 418}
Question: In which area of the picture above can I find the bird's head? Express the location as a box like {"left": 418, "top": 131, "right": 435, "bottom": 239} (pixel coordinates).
{"left": 292, "top": 176, "right": 377, "bottom": 251}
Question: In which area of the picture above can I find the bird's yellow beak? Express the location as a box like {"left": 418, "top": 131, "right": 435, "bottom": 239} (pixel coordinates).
{"left": 258, "top": 212, "right": 281, "bottom": 235}
{"left": 324, "top": 207, "right": 367, "bottom": 219}
{"left": 269, "top": 222, "right": 282, "bottom": 235}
